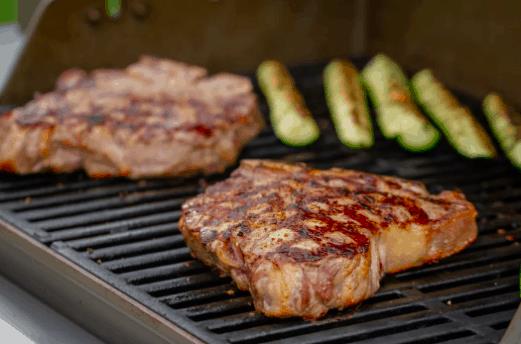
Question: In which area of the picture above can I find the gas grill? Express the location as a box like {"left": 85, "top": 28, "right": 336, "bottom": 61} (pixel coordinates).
{"left": 0, "top": 59, "right": 520, "bottom": 343}
{"left": 0, "top": 1, "right": 520, "bottom": 343}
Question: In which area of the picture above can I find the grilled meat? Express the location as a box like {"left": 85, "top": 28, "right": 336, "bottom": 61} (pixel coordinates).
{"left": 0, "top": 56, "right": 263, "bottom": 178}
{"left": 180, "top": 160, "right": 478, "bottom": 319}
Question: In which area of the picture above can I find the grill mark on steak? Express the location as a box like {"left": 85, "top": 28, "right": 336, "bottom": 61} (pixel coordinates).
{"left": 0, "top": 56, "right": 263, "bottom": 178}
{"left": 16, "top": 95, "right": 244, "bottom": 138}
{"left": 179, "top": 159, "right": 478, "bottom": 319}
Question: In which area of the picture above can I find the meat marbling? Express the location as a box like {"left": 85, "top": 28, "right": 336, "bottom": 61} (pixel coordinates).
{"left": 0, "top": 56, "right": 263, "bottom": 178}
{"left": 179, "top": 160, "right": 478, "bottom": 319}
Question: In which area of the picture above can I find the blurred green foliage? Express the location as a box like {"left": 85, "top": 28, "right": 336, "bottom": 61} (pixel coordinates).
{"left": 0, "top": 0, "right": 120, "bottom": 25}
{"left": 106, "top": 0, "right": 121, "bottom": 18}
{"left": 0, "top": 0, "right": 17, "bottom": 24}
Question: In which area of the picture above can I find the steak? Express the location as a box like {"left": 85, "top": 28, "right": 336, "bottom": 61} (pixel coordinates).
{"left": 0, "top": 56, "right": 263, "bottom": 178}
{"left": 179, "top": 160, "right": 478, "bottom": 319}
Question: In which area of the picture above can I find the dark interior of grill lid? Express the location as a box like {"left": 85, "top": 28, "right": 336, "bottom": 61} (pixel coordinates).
{"left": 0, "top": 60, "right": 520, "bottom": 344}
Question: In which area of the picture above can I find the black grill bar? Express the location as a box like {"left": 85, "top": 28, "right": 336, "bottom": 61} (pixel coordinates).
{"left": 0, "top": 59, "right": 519, "bottom": 343}
{"left": 42, "top": 211, "right": 182, "bottom": 243}
{"left": 101, "top": 247, "right": 192, "bottom": 272}
{"left": 139, "top": 273, "right": 228, "bottom": 297}
{"left": 88, "top": 233, "right": 186, "bottom": 261}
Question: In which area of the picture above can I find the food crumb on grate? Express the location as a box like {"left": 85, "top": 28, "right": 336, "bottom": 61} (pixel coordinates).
{"left": 24, "top": 197, "right": 32, "bottom": 204}
{"left": 198, "top": 178, "right": 209, "bottom": 190}
{"left": 505, "top": 235, "right": 515, "bottom": 241}
{"left": 225, "top": 289, "right": 236, "bottom": 296}
{"left": 446, "top": 300, "right": 452, "bottom": 306}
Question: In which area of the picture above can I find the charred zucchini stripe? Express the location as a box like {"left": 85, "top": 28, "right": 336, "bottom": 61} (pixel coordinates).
{"left": 412, "top": 69, "right": 496, "bottom": 159}
{"left": 483, "top": 93, "right": 521, "bottom": 168}
{"left": 361, "top": 54, "right": 439, "bottom": 152}
{"left": 257, "top": 60, "right": 320, "bottom": 147}
{"left": 324, "top": 59, "right": 374, "bottom": 149}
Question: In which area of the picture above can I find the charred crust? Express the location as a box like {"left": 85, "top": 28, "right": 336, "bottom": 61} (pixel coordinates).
{"left": 181, "top": 160, "right": 467, "bottom": 265}
{"left": 0, "top": 57, "right": 262, "bottom": 178}
{"left": 9, "top": 58, "right": 259, "bottom": 142}
{"left": 0, "top": 161, "right": 16, "bottom": 173}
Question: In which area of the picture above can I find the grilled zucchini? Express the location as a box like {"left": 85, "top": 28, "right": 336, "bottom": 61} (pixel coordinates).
{"left": 412, "top": 69, "right": 496, "bottom": 158}
{"left": 361, "top": 54, "right": 439, "bottom": 152}
{"left": 257, "top": 60, "right": 320, "bottom": 147}
{"left": 324, "top": 59, "right": 373, "bottom": 148}
{"left": 483, "top": 93, "right": 521, "bottom": 169}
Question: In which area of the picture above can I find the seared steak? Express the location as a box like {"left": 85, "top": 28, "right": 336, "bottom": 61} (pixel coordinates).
{"left": 0, "top": 56, "right": 263, "bottom": 178}
{"left": 180, "top": 160, "right": 477, "bottom": 319}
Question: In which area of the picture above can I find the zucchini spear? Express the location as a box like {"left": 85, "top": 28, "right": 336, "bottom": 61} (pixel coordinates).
{"left": 411, "top": 69, "right": 496, "bottom": 159}
{"left": 324, "top": 59, "right": 374, "bottom": 148}
{"left": 257, "top": 60, "right": 320, "bottom": 147}
{"left": 361, "top": 54, "right": 439, "bottom": 152}
{"left": 483, "top": 93, "right": 521, "bottom": 169}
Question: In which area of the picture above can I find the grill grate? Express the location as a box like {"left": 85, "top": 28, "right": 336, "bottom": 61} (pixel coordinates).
{"left": 0, "top": 59, "right": 520, "bottom": 343}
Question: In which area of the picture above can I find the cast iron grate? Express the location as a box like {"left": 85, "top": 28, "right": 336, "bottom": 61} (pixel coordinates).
{"left": 0, "top": 59, "right": 520, "bottom": 344}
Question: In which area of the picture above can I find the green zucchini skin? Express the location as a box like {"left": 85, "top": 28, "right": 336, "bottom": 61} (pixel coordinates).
{"left": 411, "top": 69, "right": 496, "bottom": 159}
{"left": 483, "top": 93, "right": 521, "bottom": 169}
{"left": 361, "top": 54, "right": 439, "bottom": 152}
{"left": 323, "top": 59, "right": 374, "bottom": 149}
{"left": 257, "top": 60, "right": 320, "bottom": 147}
